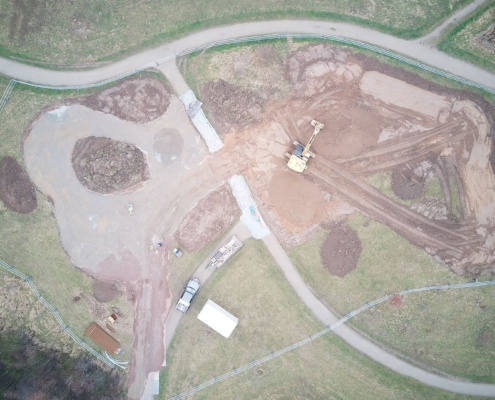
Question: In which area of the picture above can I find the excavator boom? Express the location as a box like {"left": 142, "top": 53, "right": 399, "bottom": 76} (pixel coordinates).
{"left": 286, "top": 119, "right": 324, "bottom": 173}
{"left": 301, "top": 120, "right": 324, "bottom": 158}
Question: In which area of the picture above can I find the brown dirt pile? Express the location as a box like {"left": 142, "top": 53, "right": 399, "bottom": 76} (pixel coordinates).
{"left": 201, "top": 79, "right": 265, "bottom": 132}
{"left": 320, "top": 225, "right": 362, "bottom": 277}
{"left": 175, "top": 186, "right": 239, "bottom": 252}
{"left": 72, "top": 136, "right": 149, "bottom": 194}
{"left": 267, "top": 171, "right": 327, "bottom": 231}
{"left": 477, "top": 330, "right": 494, "bottom": 348}
{"left": 388, "top": 294, "right": 403, "bottom": 308}
{"left": 69, "top": 76, "right": 171, "bottom": 123}
{"left": 391, "top": 164, "right": 426, "bottom": 200}
{"left": 92, "top": 280, "right": 119, "bottom": 303}
{"left": 0, "top": 157, "right": 37, "bottom": 213}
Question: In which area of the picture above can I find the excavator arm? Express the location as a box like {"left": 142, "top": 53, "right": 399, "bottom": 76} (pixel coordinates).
{"left": 301, "top": 120, "right": 324, "bottom": 158}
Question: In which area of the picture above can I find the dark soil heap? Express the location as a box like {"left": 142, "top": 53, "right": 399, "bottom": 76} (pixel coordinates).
{"left": 320, "top": 225, "right": 362, "bottom": 277}
{"left": 0, "top": 157, "right": 37, "bottom": 213}
{"left": 72, "top": 136, "right": 149, "bottom": 194}
{"left": 202, "top": 79, "right": 264, "bottom": 131}
{"left": 391, "top": 164, "right": 426, "bottom": 200}
{"left": 175, "top": 186, "right": 239, "bottom": 252}
{"left": 92, "top": 280, "right": 119, "bottom": 303}
{"left": 69, "top": 76, "right": 171, "bottom": 123}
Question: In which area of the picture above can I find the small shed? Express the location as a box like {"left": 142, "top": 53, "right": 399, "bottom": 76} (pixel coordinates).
{"left": 84, "top": 322, "right": 120, "bottom": 354}
{"left": 197, "top": 300, "right": 238, "bottom": 338}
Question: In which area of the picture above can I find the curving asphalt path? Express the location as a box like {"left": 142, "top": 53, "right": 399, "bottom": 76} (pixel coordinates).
{"left": 0, "top": 20, "right": 495, "bottom": 89}
{"left": 5, "top": 3, "right": 495, "bottom": 396}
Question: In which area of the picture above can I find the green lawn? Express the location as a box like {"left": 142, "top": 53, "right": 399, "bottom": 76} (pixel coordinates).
{"left": 438, "top": 0, "right": 495, "bottom": 73}
{"left": 0, "top": 0, "right": 473, "bottom": 65}
{"left": 160, "top": 239, "right": 476, "bottom": 399}
{"left": 287, "top": 213, "right": 495, "bottom": 382}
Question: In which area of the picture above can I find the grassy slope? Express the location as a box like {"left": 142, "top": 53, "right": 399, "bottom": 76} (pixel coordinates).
{"left": 160, "top": 239, "right": 474, "bottom": 400}
{"left": 438, "top": 0, "right": 495, "bottom": 73}
{"left": 0, "top": 0, "right": 472, "bottom": 65}
{"left": 287, "top": 213, "right": 495, "bottom": 382}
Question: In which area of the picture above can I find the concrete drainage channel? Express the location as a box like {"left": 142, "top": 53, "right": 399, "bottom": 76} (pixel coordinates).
{"left": 169, "top": 279, "right": 495, "bottom": 400}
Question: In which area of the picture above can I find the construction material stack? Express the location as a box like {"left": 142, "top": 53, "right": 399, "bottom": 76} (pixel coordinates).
{"left": 207, "top": 236, "right": 243, "bottom": 270}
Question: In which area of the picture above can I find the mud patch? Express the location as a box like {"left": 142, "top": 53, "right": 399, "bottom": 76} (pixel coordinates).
{"left": 175, "top": 186, "right": 239, "bottom": 252}
{"left": 202, "top": 79, "right": 265, "bottom": 132}
{"left": 391, "top": 164, "right": 426, "bottom": 200}
{"left": 388, "top": 294, "right": 403, "bottom": 308}
{"left": 0, "top": 157, "right": 37, "bottom": 213}
{"left": 92, "top": 280, "right": 119, "bottom": 303}
{"left": 267, "top": 171, "right": 327, "bottom": 231}
{"left": 71, "top": 136, "right": 149, "bottom": 194}
{"left": 69, "top": 76, "right": 171, "bottom": 123}
{"left": 320, "top": 225, "right": 362, "bottom": 277}
{"left": 477, "top": 330, "right": 494, "bottom": 348}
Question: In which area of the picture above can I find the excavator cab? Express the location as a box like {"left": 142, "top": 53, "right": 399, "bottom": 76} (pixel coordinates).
{"left": 285, "top": 120, "right": 324, "bottom": 173}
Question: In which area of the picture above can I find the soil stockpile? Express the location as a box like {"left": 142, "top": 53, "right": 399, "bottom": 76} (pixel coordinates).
{"left": 0, "top": 157, "right": 37, "bottom": 213}
{"left": 92, "top": 280, "right": 119, "bottom": 303}
{"left": 72, "top": 136, "right": 149, "bottom": 194}
{"left": 202, "top": 79, "right": 265, "bottom": 131}
{"left": 391, "top": 164, "right": 426, "bottom": 200}
{"left": 175, "top": 186, "right": 239, "bottom": 252}
{"left": 320, "top": 225, "right": 362, "bottom": 277}
{"left": 69, "top": 76, "right": 171, "bottom": 123}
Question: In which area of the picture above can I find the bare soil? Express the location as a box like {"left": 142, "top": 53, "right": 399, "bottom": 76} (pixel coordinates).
{"left": 92, "top": 280, "right": 119, "bottom": 303}
{"left": 391, "top": 164, "right": 427, "bottom": 200}
{"left": 174, "top": 185, "right": 239, "bottom": 252}
{"left": 0, "top": 156, "right": 37, "bottom": 213}
{"left": 71, "top": 136, "right": 149, "bottom": 194}
{"left": 481, "top": 25, "right": 495, "bottom": 46}
{"left": 201, "top": 79, "right": 265, "bottom": 134}
{"left": 477, "top": 330, "right": 494, "bottom": 348}
{"left": 389, "top": 294, "right": 403, "bottom": 308}
{"left": 68, "top": 76, "right": 171, "bottom": 123}
{"left": 320, "top": 225, "right": 362, "bottom": 277}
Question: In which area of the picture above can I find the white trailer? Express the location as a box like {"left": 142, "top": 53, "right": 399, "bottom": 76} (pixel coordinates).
{"left": 207, "top": 236, "right": 242, "bottom": 270}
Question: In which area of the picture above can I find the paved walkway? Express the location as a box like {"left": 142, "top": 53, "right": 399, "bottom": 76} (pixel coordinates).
{"left": 261, "top": 233, "right": 495, "bottom": 397}
{"left": 0, "top": 16, "right": 494, "bottom": 89}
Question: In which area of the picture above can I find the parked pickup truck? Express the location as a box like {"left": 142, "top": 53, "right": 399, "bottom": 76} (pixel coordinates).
{"left": 176, "top": 279, "right": 200, "bottom": 313}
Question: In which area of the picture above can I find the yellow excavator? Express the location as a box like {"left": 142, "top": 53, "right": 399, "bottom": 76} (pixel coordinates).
{"left": 285, "top": 119, "right": 324, "bottom": 173}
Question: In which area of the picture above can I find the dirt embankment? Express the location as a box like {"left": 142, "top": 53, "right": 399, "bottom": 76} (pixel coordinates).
{"left": 67, "top": 75, "right": 172, "bottom": 123}
{"left": 320, "top": 224, "right": 362, "bottom": 277}
{"left": 0, "top": 156, "right": 37, "bottom": 213}
{"left": 175, "top": 185, "right": 239, "bottom": 252}
{"left": 71, "top": 136, "right": 149, "bottom": 194}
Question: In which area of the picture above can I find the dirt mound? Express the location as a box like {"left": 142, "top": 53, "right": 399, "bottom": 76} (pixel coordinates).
{"left": 92, "top": 280, "right": 119, "bottom": 303}
{"left": 391, "top": 164, "right": 426, "bottom": 200}
{"left": 175, "top": 186, "right": 239, "bottom": 252}
{"left": 388, "top": 294, "right": 403, "bottom": 308}
{"left": 72, "top": 136, "right": 149, "bottom": 194}
{"left": 320, "top": 225, "right": 362, "bottom": 277}
{"left": 202, "top": 79, "right": 265, "bottom": 132}
{"left": 0, "top": 157, "right": 37, "bottom": 213}
{"left": 70, "top": 76, "right": 171, "bottom": 123}
{"left": 267, "top": 171, "right": 327, "bottom": 231}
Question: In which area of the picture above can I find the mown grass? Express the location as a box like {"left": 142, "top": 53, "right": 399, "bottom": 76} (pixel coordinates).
{"left": 0, "top": 0, "right": 472, "bottom": 65}
{"left": 160, "top": 239, "right": 477, "bottom": 399}
{"left": 287, "top": 212, "right": 495, "bottom": 382}
{"left": 438, "top": 0, "right": 495, "bottom": 73}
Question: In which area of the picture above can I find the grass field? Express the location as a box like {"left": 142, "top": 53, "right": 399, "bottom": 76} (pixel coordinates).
{"left": 438, "top": 0, "right": 495, "bottom": 73}
{"left": 0, "top": 77, "right": 137, "bottom": 362}
{"left": 287, "top": 213, "right": 495, "bottom": 382}
{"left": 160, "top": 239, "right": 477, "bottom": 399}
{"left": 0, "top": 0, "right": 473, "bottom": 65}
